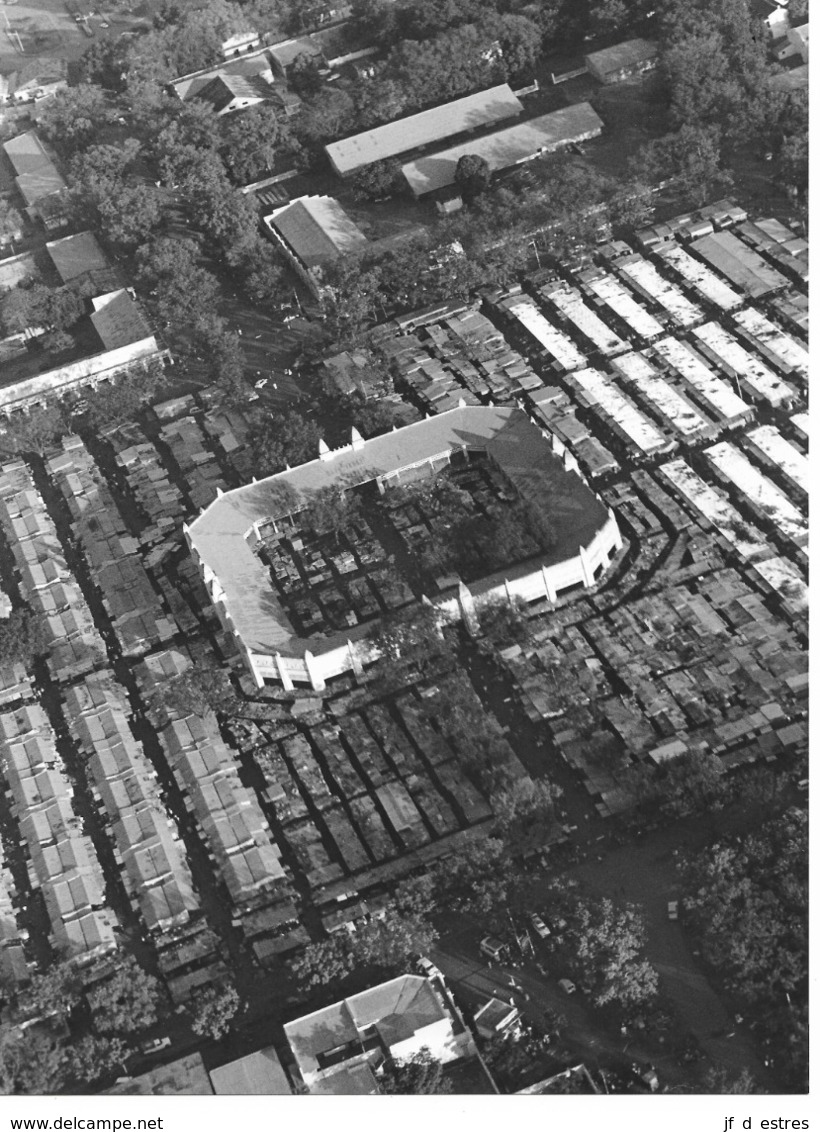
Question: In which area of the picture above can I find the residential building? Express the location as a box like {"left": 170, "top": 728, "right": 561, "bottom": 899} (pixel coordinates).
{"left": 473, "top": 998, "right": 523, "bottom": 1040}
{"left": 2, "top": 131, "right": 68, "bottom": 229}
{"left": 221, "top": 30, "right": 262, "bottom": 58}
{"left": 584, "top": 38, "right": 659, "bottom": 84}
{"left": 0, "top": 289, "right": 167, "bottom": 416}
{"left": 284, "top": 974, "right": 476, "bottom": 1091}
{"left": 325, "top": 84, "right": 524, "bottom": 178}
{"left": 752, "top": 0, "right": 791, "bottom": 38}
{"left": 209, "top": 1049, "right": 292, "bottom": 1094}
{"left": 170, "top": 53, "right": 301, "bottom": 119}
{"left": 401, "top": 103, "right": 604, "bottom": 197}
{"left": 263, "top": 195, "right": 369, "bottom": 296}
{"left": 105, "top": 1054, "right": 213, "bottom": 1095}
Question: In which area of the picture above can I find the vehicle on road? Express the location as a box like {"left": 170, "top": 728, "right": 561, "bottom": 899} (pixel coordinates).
{"left": 558, "top": 978, "right": 577, "bottom": 995}
{"left": 529, "top": 912, "right": 551, "bottom": 939}
{"left": 480, "top": 936, "right": 507, "bottom": 962}
{"left": 417, "top": 957, "right": 443, "bottom": 981}
{"left": 254, "top": 378, "right": 268, "bottom": 388}
{"left": 139, "top": 1037, "right": 171, "bottom": 1056}
{"left": 667, "top": 900, "right": 679, "bottom": 921}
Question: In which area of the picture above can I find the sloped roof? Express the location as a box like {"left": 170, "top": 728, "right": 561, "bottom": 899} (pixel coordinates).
{"left": 3, "top": 130, "right": 52, "bottom": 175}
{"left": 267, "top": 195, "right": 368, "bottom": 268}
{"left": 46, "top": 231, "right": 110, "bottom": 284}
{"left": 105, "top": 1054, "right": 213, "bottom": 1095}
{"left": 402, "top": 103, "right": 604, "bottom": 196}
{"left": 90, "top": 289, "right": 153, "bottom": 350}
{"left": 584, "top": 37, "right": 659, "bottom": 74}
{"left": 194, "top": 73, "right": 271, "bottom": 112}
{"left": 325, "top": 84, "right": 523, "bottom": 176}
{"left": 209, "top": 1049, "right": 291, "bottom": 1094}
{"left": 285, "top": 976, "right": 447, "bottom": 1080}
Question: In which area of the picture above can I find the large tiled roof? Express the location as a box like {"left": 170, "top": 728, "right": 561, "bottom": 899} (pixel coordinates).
{"left": 325, "top": 84, "right": 523, "bottom": 177}
{"left": 46, "top": 231, "right": 110, "bottom": 284}
{"left": 267, "top": 195, "right": 368, "bottom": 268}
{"left": 90, "top": 289, "right": 153, "bottom": 350}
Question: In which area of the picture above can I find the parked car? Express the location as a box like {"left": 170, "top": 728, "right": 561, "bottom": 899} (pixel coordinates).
{"left": 417, "top": 956, "right": 444, "bottom": 981}
{"left": 529, "top": 912, "right": 551, "bottom": 939}
{"left": 667, "top": 900, "right": 679, "bottom": 921}
{"left": 480, "top": 936, "right": 507, "bottom": 962}
{"left": 558, "top": 978, "right": 577, "bottom": 995}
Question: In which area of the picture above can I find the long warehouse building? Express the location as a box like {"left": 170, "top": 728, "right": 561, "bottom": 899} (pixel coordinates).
{"left": 325, "top": 84, "right": 523, "bottom": 177}
{"left": 402, "top": 102, "right": 604, "bottom": 197}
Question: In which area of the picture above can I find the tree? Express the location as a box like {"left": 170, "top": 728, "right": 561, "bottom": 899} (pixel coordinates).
{"left": 369, "top": 602, "right": 452, "bottom": 676}
{"left": 73, "top": 366, "right": 168, "bottom": 431}
{"left": 432, "top": 837, "right": 517, "bottom": 921}
{"left": 0, "top": 1026, "right": 67, "bottom": 1095}
{"left": 241, "top": 243, "right": 294, "bottom": 306}
{"left": 87, "top": 955, "right": 163, "bottom": 1035}
{"left": 493, "top": 13, "right": 544, "bottom": 79}
{"left": 701, "top": 1067, "right": 759, "bottom": 1095}
{"left": 588, "top": 0, "right": 630, "bottom": 37}
{"left": 220, "top": 104, "right": 285, "bottom": 185}
{"left": 678, "top": 811, "right": 807, "bottom": 1005}
{"left": 291, "top": 889, "right": 438, "bottom": 989}
{"left": 654, "top": 749, "right": 729, "bottom": 817}
{"left": 64, "top": 1036, "right": 127, "bottom": 1087}
{"left": 298, "top": 485, "right": 362, "bottom": 542}
{"left": 288, "top": 51, "right": 325, "bottom": 98}
{"left": 189, "top": 982, "right": 241, "bottom": 1040}
{"left": 630, "top": 123, "right": 733, "bottom": 206}
{"left": 41, "top": 329, "right": 75, "bottom": 355}
{"left": 248, "top": 409, "right": 323, "bottom": 474}
{"left": 152, "top": 658, "right": 238, "bottom": 719}
{"left": 136, "top": 237, "right": 220, "bottom": 330}
{"left": 455, "top": 153, "right": 491, "bottom": 201}
{"left": 18, "top": 959, "right": 83, "bottom": 1022}
{"left": 38, "top": 86, "right": 117, "bottom": 156}
{"left": 0, "top": 407, "right": 68, "bottom": 457}
{"left": 350, "top": 158, "right": 403, "bottom": 201}
{"left": 492, "top": 776, "right": 562, "bottom": 848}
{"left": 564, "top": 896, "right": 659, "bottom": 1009}
{"left": 379, "top": 1049, "right": 452, "bottom": 1094}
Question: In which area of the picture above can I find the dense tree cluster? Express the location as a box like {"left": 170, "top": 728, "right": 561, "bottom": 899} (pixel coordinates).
{"left": 562, "top": 897, "right": 659, "bottom": 1009}
{"left": 188, "top": 981, "right": 242, "bottom": 1040}
{"left": 290, "top": 877, "right": 438, "bottom": 989}
{"left": 0, "top": 609, "right": 49, "bottom": 667}
{"left": 0, "top": 955, "right": 163, "bottom": 1094}
{"left": 379, "top": 1049, "right": 452, "bottom": 1094}
{"left": 678, "top": 811, "right": 807, "bottom": 1065}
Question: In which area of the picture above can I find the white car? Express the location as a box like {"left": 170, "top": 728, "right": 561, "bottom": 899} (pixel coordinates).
{"left": 417, "top": 957, "right": 444, "bottom": 981}
{"left": 667, "top": 901, "right": 679, "bottom": 921}
{"left": 529, "top": 913, "right": 551, "bottom": 939}
{"left": 558, "top": 978, "right": 577, "bottom": 995}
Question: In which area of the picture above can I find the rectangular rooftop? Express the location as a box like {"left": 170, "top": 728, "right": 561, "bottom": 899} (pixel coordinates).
{"left": 325, "top": 85, "right": 523, "bottom": 176}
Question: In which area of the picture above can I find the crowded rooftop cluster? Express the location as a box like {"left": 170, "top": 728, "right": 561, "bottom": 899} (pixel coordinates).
{"left": 0, "top": 0, "right": 808, "bottom": 1103}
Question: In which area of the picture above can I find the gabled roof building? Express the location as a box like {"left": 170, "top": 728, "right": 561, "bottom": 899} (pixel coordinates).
{"left": 284, "top": 974, "right": 476, "bottom": 1091}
